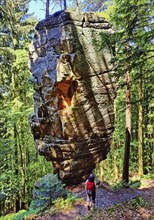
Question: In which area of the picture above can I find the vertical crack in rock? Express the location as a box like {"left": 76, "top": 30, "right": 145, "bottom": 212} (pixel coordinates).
{"left": 28, "top": 11, "right": 117, "bottom": 185}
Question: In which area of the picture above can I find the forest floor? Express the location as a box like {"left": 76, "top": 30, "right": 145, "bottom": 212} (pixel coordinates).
{"left": 35, "top": 179, "right": 154, "bottom": 220}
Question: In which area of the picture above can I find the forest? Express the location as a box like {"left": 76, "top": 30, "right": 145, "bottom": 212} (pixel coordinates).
{"left": 0, "top": 0, "right": 153, "bottom": 219}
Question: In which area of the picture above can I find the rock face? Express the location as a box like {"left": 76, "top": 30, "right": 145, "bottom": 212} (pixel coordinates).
{"left": 28, "top": 11, "right": 116, "bottom": 185}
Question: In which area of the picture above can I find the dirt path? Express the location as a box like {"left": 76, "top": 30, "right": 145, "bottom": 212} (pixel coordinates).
{"left": 36, "top": 180, "right": 154, "bottom": 220}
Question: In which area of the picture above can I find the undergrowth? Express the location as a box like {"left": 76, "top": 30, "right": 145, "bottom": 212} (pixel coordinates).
{"left": 46, "top": 194, "right": 84, "bottom": 216}
{"left": 75, "top": 195, "right": 150, "bottom": 220}
{"left": 111, "top": 179, "right": 141, "bottom": 190}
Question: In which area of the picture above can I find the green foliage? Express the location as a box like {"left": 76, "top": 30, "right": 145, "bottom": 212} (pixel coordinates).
{"left": 141, "top": 174, "right": 154, "bottom": 180}
{"left": 12, "top": 208, "right": 37, "bottom": 220}
{"left": 7, "top": 174, "right": 67, "bottom": 219}
{"left": 0, "top": 210, "right": 27, "bottom": 220}
{"left": 111, "top": 179, "right": 142, "bottom": 190}
{"left": 130, "top": 197, "right": 146, "bottom": 209}
{"left": 129, "top": 180, "right": 141, "bottom": 189}
{"left": 95, "top": 0, "right": 154, "bottom": 184}
{"left": 0, "top": 0, "right": 46, "bottom": 215}
{"left": 96, "top": 0, "right": 116, "bottom": 20}
{"left": 53, "top": 197, "right": 66, "bottom": 209}
{"left": 63, "top": 193, "right": 76, "bottom": 207}
{"left": 0, "top": 0, "right": 154, "bottom": 216}
{"left": 29, "top": 174, "right": 67, "bottom": 213}
{"left": 53, "top": 193, "right": 81, "bottom": 210}
{"left": 111, "top": 180, "right": 128, "bottom": 190}
{"left": 107, "top": 207, "right": 114, "bottom": 216}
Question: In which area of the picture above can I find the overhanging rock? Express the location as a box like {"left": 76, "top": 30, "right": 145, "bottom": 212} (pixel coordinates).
{"left": 28, "top": 11, "right": 116, "bottom": 185}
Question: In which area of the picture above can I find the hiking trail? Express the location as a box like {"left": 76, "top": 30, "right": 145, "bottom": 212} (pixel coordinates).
{"left": 36, "top": 180, "right": 154, "bottom": 220}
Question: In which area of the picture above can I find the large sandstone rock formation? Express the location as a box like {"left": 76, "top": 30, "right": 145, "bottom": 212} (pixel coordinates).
{"left": 28, "top": 11, "right": 116, "bottom": 185}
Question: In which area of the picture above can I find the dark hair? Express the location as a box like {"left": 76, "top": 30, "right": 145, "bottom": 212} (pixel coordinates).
{"left": 88, "top": 173, "right": 94, "bottom": 182}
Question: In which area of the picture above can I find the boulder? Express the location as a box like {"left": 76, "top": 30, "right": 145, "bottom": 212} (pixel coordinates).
{"left": 28, "top": 11, "right": 116, "bottom": 185}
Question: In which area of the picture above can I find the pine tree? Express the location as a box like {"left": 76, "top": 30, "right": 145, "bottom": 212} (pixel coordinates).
{"left": 95, "top": 0, "right": 154, "bottom": 182}
{"left": 0, "top": 0, "right": 51, "bottom": 214}
{"left": 111, "top": 0, "right": 154, "bottom": 182}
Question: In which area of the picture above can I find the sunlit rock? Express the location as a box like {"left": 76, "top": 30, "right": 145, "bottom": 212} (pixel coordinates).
{"left": 28, "top": 11, "right": 116, "bottom": 185}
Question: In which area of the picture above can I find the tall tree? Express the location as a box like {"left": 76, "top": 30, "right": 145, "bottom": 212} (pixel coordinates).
{"left": 96, "top": 0, "right": 154, "bottom": 182}
{"left": 138, "top": 68, "right": 143, "bottom": 177}
{"left": 122, "top": 68, "right": 131, "bottom": 183}
{"left": 0, "top": 0, "right": 49, "bottom": 214}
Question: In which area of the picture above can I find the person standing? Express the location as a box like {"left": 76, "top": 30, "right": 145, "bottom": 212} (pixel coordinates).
{"left": 85, "top": 173, "right": 96, "bottom": 210}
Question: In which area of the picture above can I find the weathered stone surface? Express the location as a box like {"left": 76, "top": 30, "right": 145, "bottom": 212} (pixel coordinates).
{"left": 28, "top": 11, "right": 116, "bottom": 185}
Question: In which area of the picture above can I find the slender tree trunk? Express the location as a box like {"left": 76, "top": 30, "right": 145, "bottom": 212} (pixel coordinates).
{"left": 64, "top": 0, "right": 67, "bottom": 10}
{"left": 138, "top": 74, "right": 143, "bottom": 177}
{"left": 26, "top": 147, "right": 31, "bottom": 206}
{"left": 19, "top": 135, "right": 26, "bottom": 210}
{"left": 45, "top": 0, "right": 50, "bottom": 17}
{"left": 122, "top": 70, "right": 131, "bottom": 184}
{"left": 143, "top": 74, "right": 153, "bottom": 173}
{"left": 113, "top": 148, "right": 118, "bottom": 181}
{"left": 100, "top": 161, "right": 104, "bottom": 181}
{"left": 14, "top": 124, "right": 20, "bottom": 212}
{"left": 113, "top": 102, "right": 118, "bottom": 181}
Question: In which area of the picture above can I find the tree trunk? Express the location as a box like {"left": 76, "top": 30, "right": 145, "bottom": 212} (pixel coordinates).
{"left": 143, "top": 73, "right": 153, "bottom": 173}
{"left": 100, "top": 161, "right": 104, "bottom": 181}
{"left": 138, "top": 74, "right": 143, "bottom": 177}
{"left": 113, "top": 101, "right": 119, "bottom": 181}
{"left": 113, "top": 151, "right": 118, "bottom": 181}
{"left": 45, "top": 0, "right": 50, "bottom": 17}
{"left": 64, "top": 0, "right": 67, "bottom": 10}
{"left": 19, "top": 132, "right": 26, "bottom": 210}
{"left": 14, "top": 124, "right": 20, "bottom": 212}
{"left": 122, "top": 70, "right": 131, "bottom": 184}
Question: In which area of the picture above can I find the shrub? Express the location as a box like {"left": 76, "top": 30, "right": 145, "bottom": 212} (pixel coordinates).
{"left": 111, "top": 180, "right": 127, "bottom": 190}
{"left": 53, "top": 193, "right": 79, "bottom": 210}
{"left": 13, "top": 209, "right": 37, "bottom": 220}
{"left": 30, "top": 174, "right": 67, "bottom": 212}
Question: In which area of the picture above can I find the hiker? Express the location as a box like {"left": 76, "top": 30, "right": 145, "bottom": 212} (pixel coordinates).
{"left": 85, "top": 173, "right": 96, "bottom": 210}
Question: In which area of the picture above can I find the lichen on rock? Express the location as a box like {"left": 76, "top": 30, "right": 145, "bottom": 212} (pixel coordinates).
{"left": 28, "top": 11, "right": 116, "bottom": 185}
